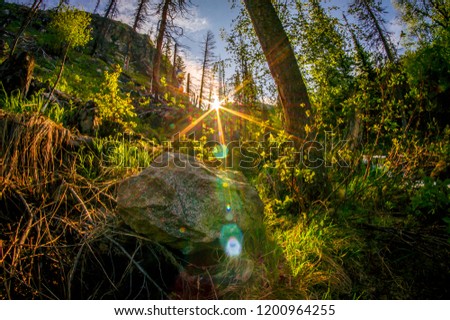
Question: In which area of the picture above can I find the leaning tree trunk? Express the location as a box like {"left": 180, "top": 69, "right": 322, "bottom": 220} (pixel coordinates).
{"left": 43, "top": 43, "right": 69, "bottom": 112}
{"left": 10, "top": 0, "right": 43, "bottom": 57}
{"left": 362, "top": 0, "right": 395, "bottom": 63}
{"left": 242, "top": 0, "right": 312, "bottom": 141}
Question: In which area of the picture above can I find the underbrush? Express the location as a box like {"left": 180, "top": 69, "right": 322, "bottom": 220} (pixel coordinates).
{"left": 0, "top": 110, "right": 176, "bottom": 299}
{"left": 0, "top": 106, "right": 448, "bottom": 299}
{"left": 245, "top": 129, "right": 450, "bottom": 299}
{"left": 76, "top": 135, "right": 159, "bottom": 179}
{"left": 1, "top": 87, "right": 65, "bottom": 123}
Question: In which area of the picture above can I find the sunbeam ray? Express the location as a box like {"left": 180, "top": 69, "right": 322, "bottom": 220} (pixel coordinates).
{"left": 216, "top": 108, "right": 225, "bottom": 146}
{"left": 219, "top": 106, "right": 278, "bottom": 132}
{"left": 177, "top": 108, "right": 215, "bottom": 138}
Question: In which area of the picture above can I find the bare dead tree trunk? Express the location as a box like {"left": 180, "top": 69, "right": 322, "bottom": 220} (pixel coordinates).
{"left": 152, "top": 0, "right": 170, "bottom": 95}
{"left": 91, "top": 0, "right": 117, "bottom": 56}
{"left": 125, "top": 0, "right": 150, "bottom": 70}
{"left": 186, "top": 72, "right": 191, "bottom": 102}
{"left": 94, "top": 0, "right": 102, "bottom": 14}
{"left": 171, "top": 42, "right": 178, "bottom": 86}
{"left": 199, "top": 30, "right": 215, "bottom": 109}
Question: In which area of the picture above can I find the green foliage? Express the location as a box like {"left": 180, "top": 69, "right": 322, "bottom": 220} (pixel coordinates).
{"left": 107, "top": 137, "right": 156, "bottom": 171}
{"left": 410, "top": 178, "right": 450, "bottom": 219}
{"left": 394, "top": 0, "right": 449, "bottom": 45}
{"left": 223, "top": 5, "right": 276, "bottom": 101}
{"left": 49, "top": 4, "right": 92, "bottom": 51}
{"left": 293, "top": 0, "right": 353, "bottom": 93}
{"left": 271, "top": 217, "right": 353, "bottom": 298}
{"left": 254, "top": 130, "right": 331, "bottom": 222}
{"left": 1, "top": 0, "right": 449, "bottom": 300}
{"left": 0, "top": 88, "right": 64, "bottom": 123}
{"left": 94, "top": 64, "right": 137, "bottom": 130}
{"left": 75, "top": 135, "right": 159, "bottom": 179}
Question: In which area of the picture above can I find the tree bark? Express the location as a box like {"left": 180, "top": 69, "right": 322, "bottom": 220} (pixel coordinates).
{"left": 199, "top": 40, "right": 208, "bottom": 108}
{"left": 152, "top": 0, "right": 170, "bottom": 95}
{"left": 125, "top": 0, "right": 150, "bottom": 70}
{"left": 186, "top": 72, "right": 191, "bottom": 102}
{"left": 199, "top": 31, "right": 215, "bottom": 109}
{"left": 171, "top": 42, "right": 178, "bottom": 86}
{"left": 242, "top": 0, "right": 312, "bottom": 141}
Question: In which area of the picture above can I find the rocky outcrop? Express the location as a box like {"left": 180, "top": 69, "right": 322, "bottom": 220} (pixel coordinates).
{"left": 117, "top": 152, "right": 264, "bottom": 254}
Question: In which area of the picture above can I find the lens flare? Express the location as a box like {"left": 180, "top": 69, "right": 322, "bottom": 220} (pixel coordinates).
{"left": 220, "top": 224, "right": 243, "bottom": 258}
{"left": 177, "top": 108, "right": 214, "bottom": 138}
{"left": 225, "top": 236, "right": 242, "bottom": 257}
{"left": 226, "top": 204, "right": 231, "bottom": 212}
{"left": 213, "top": 144, "right": 228, "bottom": 159}
{"left": 219, "top": 106, "right": 278, "bottom": 131}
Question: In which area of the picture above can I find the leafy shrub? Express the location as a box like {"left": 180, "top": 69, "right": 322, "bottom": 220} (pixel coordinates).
{"left": 94, "top": 64, "right": 137, "bottom": 131}
{"left": 48, "top": 4, "right": 92, "bottom": 55}
{"left": 410, "top": 177, "right": 450, "bottom": 221}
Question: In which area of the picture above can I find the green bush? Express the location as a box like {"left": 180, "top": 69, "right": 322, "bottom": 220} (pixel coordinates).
{"left": 94, "top": 64, "right": 137, "bottom": 131}
{"left": 410, "top": 177, "right": 450, "bottom": 221}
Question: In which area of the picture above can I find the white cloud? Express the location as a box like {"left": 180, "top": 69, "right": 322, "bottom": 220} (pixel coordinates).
{"left": 115, "top": 0, "right": 138, "bottom": 26}
{"left": 175, "top": 7, "right": 209, "bottom": 34}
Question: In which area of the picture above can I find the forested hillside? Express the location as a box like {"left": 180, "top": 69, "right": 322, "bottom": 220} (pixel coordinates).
{"left": 0, "top": 0, "right": 449, "bottom": 300}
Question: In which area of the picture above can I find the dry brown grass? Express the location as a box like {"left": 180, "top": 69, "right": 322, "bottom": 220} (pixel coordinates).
{"left": 0, "top": 110, "right": 178, "bottom": 299}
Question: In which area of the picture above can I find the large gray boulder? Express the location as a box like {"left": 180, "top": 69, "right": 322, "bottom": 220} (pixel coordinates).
{"left": 117, "top": 153, "right": 264, "bottom": 252}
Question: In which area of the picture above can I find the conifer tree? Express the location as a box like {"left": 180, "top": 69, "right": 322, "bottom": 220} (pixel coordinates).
{"left": 348, "top": 0, "right": 396, "bottom": 63}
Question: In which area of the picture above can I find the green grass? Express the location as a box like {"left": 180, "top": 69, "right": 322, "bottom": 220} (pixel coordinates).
{"left": 75, "top": 135, "right": 161, "bottom": 180}
{"left": 0, "top": 88, "right": 65, "bottom": 123}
